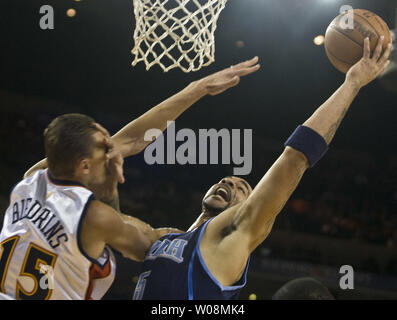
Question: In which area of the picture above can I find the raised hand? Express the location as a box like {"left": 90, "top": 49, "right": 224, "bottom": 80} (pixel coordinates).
{"left": 94, "top": 123, "right": 125, "bottom": 185}
{"left": 346, "top": 36, "right": 392, "bottom": 89}
{"left": 199, "top": 57, "right": 261, "bottom": 96}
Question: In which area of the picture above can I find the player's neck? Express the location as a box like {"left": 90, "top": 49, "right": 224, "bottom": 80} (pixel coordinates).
{"left": 187, "top": 213, "right": 208, "bottom": 231}
{"left": 48, "top": 170, "right": 87, "bottom": 187}
{"left": 187, "top": 210, "right": 217, "bottom": 231}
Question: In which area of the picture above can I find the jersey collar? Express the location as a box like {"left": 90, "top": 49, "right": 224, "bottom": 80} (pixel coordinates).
{"left": 46, "top": 169, "right": 87, "bottom": 188}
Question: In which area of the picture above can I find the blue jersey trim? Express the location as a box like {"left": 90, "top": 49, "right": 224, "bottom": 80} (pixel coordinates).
{"left": 187, "top": 248, "right": 196, "bottom": 300}
{"left": 195, "top": 219, "right": 250, "bottom": 292}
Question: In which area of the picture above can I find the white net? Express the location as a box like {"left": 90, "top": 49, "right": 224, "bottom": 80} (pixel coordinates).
{"left": 131, "top": 0, "right": 228, "bottom": 72}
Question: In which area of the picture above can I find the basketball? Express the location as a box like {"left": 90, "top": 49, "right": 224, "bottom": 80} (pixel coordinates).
{"left": 324, "top": 9, "right": 391, "bottom": 74}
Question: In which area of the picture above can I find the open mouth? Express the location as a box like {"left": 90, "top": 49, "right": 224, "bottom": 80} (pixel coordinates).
{"left": 214, "top": 185, "right": 231, "bottom": 202}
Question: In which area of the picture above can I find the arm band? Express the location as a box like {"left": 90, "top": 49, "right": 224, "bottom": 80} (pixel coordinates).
{"left": 284, "top": 125, "right": 329, "bottom": 168}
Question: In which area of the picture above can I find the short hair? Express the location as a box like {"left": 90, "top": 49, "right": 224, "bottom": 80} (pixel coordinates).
{"left": 44, "top": 113, "right": 97, "bottom": 177}
{"left": 272, "top": 277, "right": 335, "bottom": 300}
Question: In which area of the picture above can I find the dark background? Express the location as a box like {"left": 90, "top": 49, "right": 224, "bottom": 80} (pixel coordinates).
{"left": 0, "top": 0, "right": 396, "bottom": 299}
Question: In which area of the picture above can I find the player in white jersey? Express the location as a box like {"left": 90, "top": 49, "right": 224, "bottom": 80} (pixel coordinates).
{"left": 7, "top": 58, "right": 260, "bottom": 300}
{"left": 0, "top": 168, "right": 116, "bottom": 299}
{"left": 0, "top": 114, "right": 183, "bottom": 300}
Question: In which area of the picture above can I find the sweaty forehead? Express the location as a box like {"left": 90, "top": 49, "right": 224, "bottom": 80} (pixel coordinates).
{"left": 237, "top": 178, "right": 252, "bottom": 193}
{"left": 239, "top": 179, "right": 252, "bottom": 192}
{"left": 223, "top": 176, "right": 252, "bottom": 192}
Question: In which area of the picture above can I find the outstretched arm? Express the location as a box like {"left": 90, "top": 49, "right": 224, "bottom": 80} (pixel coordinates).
{"left": 24, "top": 58, "right": 260, "bottom": 178}
{"left": 233, "top": 37, "right": 392, "bottom": 251}
{"left": 24, "top": 159, "right": 47, "bottom": 179}
{"left": 112, "top": 57, "right": 260, "bottom": 157}
{"left": 120, "top": 214, "right": 184, "bottom": 243}
{"left": 202, "top": 37, "right": 391, "bottom": 286}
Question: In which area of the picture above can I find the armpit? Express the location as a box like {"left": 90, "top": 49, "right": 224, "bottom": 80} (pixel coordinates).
{"left": 220, "top": 222, "right": 237, "bottom": 238}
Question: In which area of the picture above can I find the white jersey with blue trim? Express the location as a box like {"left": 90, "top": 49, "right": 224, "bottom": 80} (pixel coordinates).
{"left": 0, "top": 169, "right": 116, "bottom": 300}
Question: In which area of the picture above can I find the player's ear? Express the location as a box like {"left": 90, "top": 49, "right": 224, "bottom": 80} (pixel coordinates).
{"left": 76, "top": 158, "right": 91, "bottom": 176}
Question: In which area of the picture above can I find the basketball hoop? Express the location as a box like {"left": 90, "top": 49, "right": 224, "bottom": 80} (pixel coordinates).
{"left": 131, "top": 0, "right": 228, "bottom": 73}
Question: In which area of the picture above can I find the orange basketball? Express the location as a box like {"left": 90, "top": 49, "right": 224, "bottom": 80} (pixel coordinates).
{"left": 324, "top": 9, "right": 392, "bottom": 74}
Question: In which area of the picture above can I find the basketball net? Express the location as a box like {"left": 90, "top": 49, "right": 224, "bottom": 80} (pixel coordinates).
{"left": 131, "top": 0, "right": 228, "bottom": 72}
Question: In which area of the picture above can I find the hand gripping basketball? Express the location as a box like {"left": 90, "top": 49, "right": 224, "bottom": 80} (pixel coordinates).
{"left": 346, "top": 36, "right": 392, "bottom": 89}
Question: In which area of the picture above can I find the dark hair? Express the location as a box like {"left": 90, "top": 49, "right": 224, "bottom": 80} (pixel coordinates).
{"left": 44, "top": 113, "right": 97, "bottom": 177}
{"left": 272, "top": 277, "right": 335, "bottom": 300}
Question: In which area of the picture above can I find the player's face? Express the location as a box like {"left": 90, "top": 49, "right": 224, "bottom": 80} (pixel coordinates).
{"left": 202, "top": 176, "right": 252, "bottom": 214}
